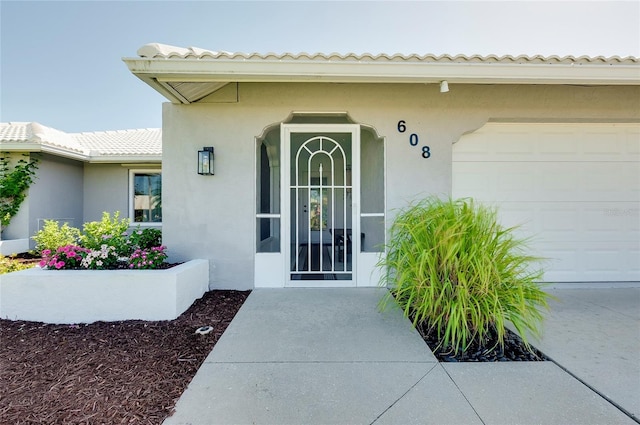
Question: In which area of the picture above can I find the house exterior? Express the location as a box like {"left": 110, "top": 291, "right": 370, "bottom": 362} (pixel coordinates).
{"left": 116, "top": 44, "right": 636, "bottom": 290}
{"left": 124, "top": 44, "right": 640, "bottom": 289}
{"left": 0, "top": 122, "right": 161, "bottom": 254}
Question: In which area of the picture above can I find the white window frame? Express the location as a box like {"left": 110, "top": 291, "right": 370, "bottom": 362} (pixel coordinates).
{"left": 128, "top": 169, "right": 162, "bottom": 226}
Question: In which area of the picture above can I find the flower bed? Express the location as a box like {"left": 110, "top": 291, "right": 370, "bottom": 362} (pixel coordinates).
{"left": 0, "top": 259, "right": 209, "bottom": 324}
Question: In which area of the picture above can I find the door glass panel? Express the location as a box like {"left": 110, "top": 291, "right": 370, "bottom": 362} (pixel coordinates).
{"left": 256, "top": 136, "right": 281, "bottom": 253}
{"left": 361, "top": 132, "right": 384, "bottom": 213}
{"left": 256, "top": 140, "right": 280, "bottom": 214}
{"left": 360, "top": 216, "right": 384, "bottom": 252}
{"left": 290, "top": 133, "right": 353, "bottom": 281}
{"left": 256, "top": 217, "right": 280, "bottom": 252}
{"left": 360, "top": 131, "right": 385, "bottom": 253}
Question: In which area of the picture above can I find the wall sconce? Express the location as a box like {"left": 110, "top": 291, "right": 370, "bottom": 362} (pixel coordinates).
{"left": 440, "top": 80, "right": 449, "bottom": 93}
{"left": 198, "top": 147, "right": 214, "bottom": 175}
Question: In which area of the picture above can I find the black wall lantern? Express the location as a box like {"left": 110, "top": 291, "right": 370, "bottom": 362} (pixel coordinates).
{"left": 198, "top": 147, "right": 214, "bottom": 175}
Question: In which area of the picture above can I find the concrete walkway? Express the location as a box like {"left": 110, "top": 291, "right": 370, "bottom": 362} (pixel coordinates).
{"left": 532, "top": 288, "right": 640, "bottom": 421}
{"left": 163, "top": 288, "right": 639, "bottom": 425}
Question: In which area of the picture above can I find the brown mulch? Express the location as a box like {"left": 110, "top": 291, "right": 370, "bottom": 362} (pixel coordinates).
{"left": 0, "top": 290, "right": 250, "bottom": 425}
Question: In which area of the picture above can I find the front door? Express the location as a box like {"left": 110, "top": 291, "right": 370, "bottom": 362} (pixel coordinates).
{"left": 283, "top": 124, "right": 360, "bottom": 286}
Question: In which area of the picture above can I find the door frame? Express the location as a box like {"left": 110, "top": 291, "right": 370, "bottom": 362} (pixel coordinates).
{"left": 282, "top": 123, "right": 361, "bottom": 287}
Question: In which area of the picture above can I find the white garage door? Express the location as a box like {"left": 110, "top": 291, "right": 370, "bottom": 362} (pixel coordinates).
{"left": 453, "top": 122, "right": 640, "bottom": 283}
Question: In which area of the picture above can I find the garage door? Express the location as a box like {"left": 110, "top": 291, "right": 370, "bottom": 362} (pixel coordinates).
{"left": 453, "top": 122, "right": 640, "bottom": 283}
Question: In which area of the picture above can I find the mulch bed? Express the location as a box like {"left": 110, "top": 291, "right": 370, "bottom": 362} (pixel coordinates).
{"left": 0, "top": 290, "right": 250, "bottom": 425}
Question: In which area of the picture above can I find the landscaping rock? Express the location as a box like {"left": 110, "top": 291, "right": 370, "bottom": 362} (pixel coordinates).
{"left": 415, "top": 321, "right": 549, "bottom": 362}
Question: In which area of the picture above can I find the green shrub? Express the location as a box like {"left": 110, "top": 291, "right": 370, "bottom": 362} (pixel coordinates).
{"left": 0, "top": 255, "right": 34, "bottom": 274}
{"left": 32, "top": 220, "right": 81, "bottom": 254}
{"left": 81, "top": 211, "right": 131, "bottom": 255}
{"left": 128, "top": 227, "right": 162, "bottom": 250}
{"left": 31, "top": 212, "right": 168, "bottom": 271}
{"left": 129, "top": 246, "right": 167, "bottom": 269}
{"left": 378, "top": 197, "right": 551, "bottom": 355}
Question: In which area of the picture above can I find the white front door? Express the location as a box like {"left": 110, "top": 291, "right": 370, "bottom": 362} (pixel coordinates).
{"left": 283, "top": 124, "right": 360, "bottom": 286}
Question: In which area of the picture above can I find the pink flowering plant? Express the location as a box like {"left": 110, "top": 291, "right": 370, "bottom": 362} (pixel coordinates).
{"left": 39, "top": 245, "right": 90, "bottom": 270}
{"left": 35, "top": 211, "right": 169, "bottom": 271}
{"left": 129, "top": 246, "right": 168, "bottom": 270}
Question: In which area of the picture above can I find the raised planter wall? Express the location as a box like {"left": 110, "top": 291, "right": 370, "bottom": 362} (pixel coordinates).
{"left": 0, "top": 238, "right": 30, "bottom": 256}
{"left": 0, "top": 259, "right": 209, "bottom": 324}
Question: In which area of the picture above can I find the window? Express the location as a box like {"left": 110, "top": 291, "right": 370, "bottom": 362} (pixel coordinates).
{"left": 129, "top": 170, "right": 161, "bottom": 223}
{"left": 256, "top": 137, "right": 281, "bottom": 252}
{"left": 360, "top": 129, "right": 385, "bottom": 252}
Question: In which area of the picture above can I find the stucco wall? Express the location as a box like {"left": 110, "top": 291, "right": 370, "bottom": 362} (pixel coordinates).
{"left": 163, "top": 82, "right": 640, "bottom": 290}
{"left": 2, "top": 155, "right": 162, "bottom": 249}
{"left": 1, "top": 152, "right": 33, "bottom": 242}
{"left": 83, "top": 163, "right": 132, "bottom": 223}
{"left": 26, "top": 154, "right": 84, "bottom": 248}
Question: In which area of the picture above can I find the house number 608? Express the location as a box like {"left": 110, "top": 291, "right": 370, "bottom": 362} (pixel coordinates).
{"left": 397, "top": 120, "right": 431, "bottom": 158}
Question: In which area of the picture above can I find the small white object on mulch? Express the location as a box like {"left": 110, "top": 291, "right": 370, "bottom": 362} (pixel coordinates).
{"left": 195, "top": 326, "right": 214, "bottom": 335}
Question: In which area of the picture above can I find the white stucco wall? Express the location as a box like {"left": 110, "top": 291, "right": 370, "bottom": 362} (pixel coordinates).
{"left": 162, "top": 82, "right": 640, "bottom": 290}
{"left": 0, "top": 259, "right": 209, "bottom": 323}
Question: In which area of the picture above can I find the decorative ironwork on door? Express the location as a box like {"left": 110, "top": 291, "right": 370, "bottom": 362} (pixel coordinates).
{"left": 290, "top": 134, "right": 352, "bottom": 281}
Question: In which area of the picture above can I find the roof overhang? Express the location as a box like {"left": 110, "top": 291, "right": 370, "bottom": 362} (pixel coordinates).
{"left": 88, "top": 155, "right": 162, "bottom": 164}
{"left": 0, "top": 143, "right": 87, "bottom": 161}
{"left": 123, "top": 45, "right": 640, "bottom": 104}
{"left": 1, "top": 144, "right": 161, "bottom": 164}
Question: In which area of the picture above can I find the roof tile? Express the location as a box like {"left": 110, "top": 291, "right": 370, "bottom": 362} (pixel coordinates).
{"left": 75, "top": 129, "right": 162, "bottom": 155}
{"left": 136, "top": 43, "right": 639, "bottom": 65}
{"left": 0, "top": 122, "right": 33, "bottom": 142}
{"left": 0, "top": 122, "right": 161, "bottom": 159}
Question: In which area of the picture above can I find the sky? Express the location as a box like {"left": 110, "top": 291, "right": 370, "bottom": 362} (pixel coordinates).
{"left": 1, "top": 0, "right": 639, "bottom": 133}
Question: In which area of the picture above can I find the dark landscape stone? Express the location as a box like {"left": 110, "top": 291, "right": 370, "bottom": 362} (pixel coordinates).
{"left": 414, "top": 320, "right": 549, "bottom": 362}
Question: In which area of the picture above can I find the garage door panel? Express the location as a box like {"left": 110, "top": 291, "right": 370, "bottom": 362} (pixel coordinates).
{"left": 582, "top": 242, "right": 640, "bottom": 280}
{"left": 453, "top": 122, "right": 640, "bottom": 283}
{"left": 497, "top": 171, "right": 538, "bottom": 198}
{"left": 538, "top": 131, "right": 578, "bottom": 155}
{"left": 454, "top": 124, "right": 639, "bottom": 162}
{"left": 582, "top": 131, "right": 625, "bottom": 157}
{"left": 630, "top": 250, "right": 640, "bottom": 274}
{"left": 540, "top": 208, "right": 580, "bottom": 233}
{"left": 469, "top": 202, "right": 637, "bottom": 245}
{"left": 536, "top": 240, "right": 638, "bottom": 282}
{"left": 539, "top": 244, "right": 581, "bottom": 282}
{"left": 492, "top": 132, "right": 535, "bottom": 156}
{"left": 585, "top": 206, "right": 640, "bottom": 234}
{"left": 496, "top": 206, "right": 537, "bottom": 234}
{"left": 585, "top": 250, "right": 626, "bottom": 272}
{"left": 454, "top": 163, "right": 636, "bottom": 203}
{"left": 452, "top": 170, "right": 496, "bottom": 194}
{"left": 500, "top": 203, "right": 638, "bottom": 241}
{"left": 627, "top": 130, "right": 640, "bottom": 156}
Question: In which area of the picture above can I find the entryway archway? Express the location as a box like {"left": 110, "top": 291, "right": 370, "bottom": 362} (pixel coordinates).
{"left": 285, "top": 124, "right": 358, "bottom": 285}
{"left": 254, "top": 115, "right": 385, "bottom": 288}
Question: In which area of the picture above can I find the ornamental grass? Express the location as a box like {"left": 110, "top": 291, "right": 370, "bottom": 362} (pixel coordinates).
{"left": 378, "top": 197, "right": 551, "bottom": 355}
